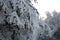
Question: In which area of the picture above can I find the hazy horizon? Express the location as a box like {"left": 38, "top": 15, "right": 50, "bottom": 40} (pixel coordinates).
{"left": 32, "top": 0, "right": 60, "bottom": 20}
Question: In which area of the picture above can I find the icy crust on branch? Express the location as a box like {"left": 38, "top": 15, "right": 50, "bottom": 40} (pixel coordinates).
{"left": 0, "top": 0, "right": 51, "bottom": 40}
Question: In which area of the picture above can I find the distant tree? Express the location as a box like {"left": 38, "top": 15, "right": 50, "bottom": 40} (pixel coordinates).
{"left": 45, "top": 11, "right": 60, "bottom": 40}
{"left": 52, "top": 10, "right": 57, "bottom": 16}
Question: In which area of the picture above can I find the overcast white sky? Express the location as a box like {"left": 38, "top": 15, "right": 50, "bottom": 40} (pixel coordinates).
{"left": 31, "top": 0, "right": 60, "bottom": 20}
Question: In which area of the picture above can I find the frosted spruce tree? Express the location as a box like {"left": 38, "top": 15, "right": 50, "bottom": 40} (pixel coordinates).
{"left": 0, "top": 0, "right": 55, "bottom": 40}
{"left": 0, "top": 0, "right": 45, "bottom": 40}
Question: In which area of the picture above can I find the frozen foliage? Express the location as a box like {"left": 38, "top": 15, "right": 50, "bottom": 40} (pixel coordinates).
{"left": 0, "top": 0, "right": 59, "bottom": 40}
{"left": 0, "top": 0, "right": 46, "bottom": 40}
